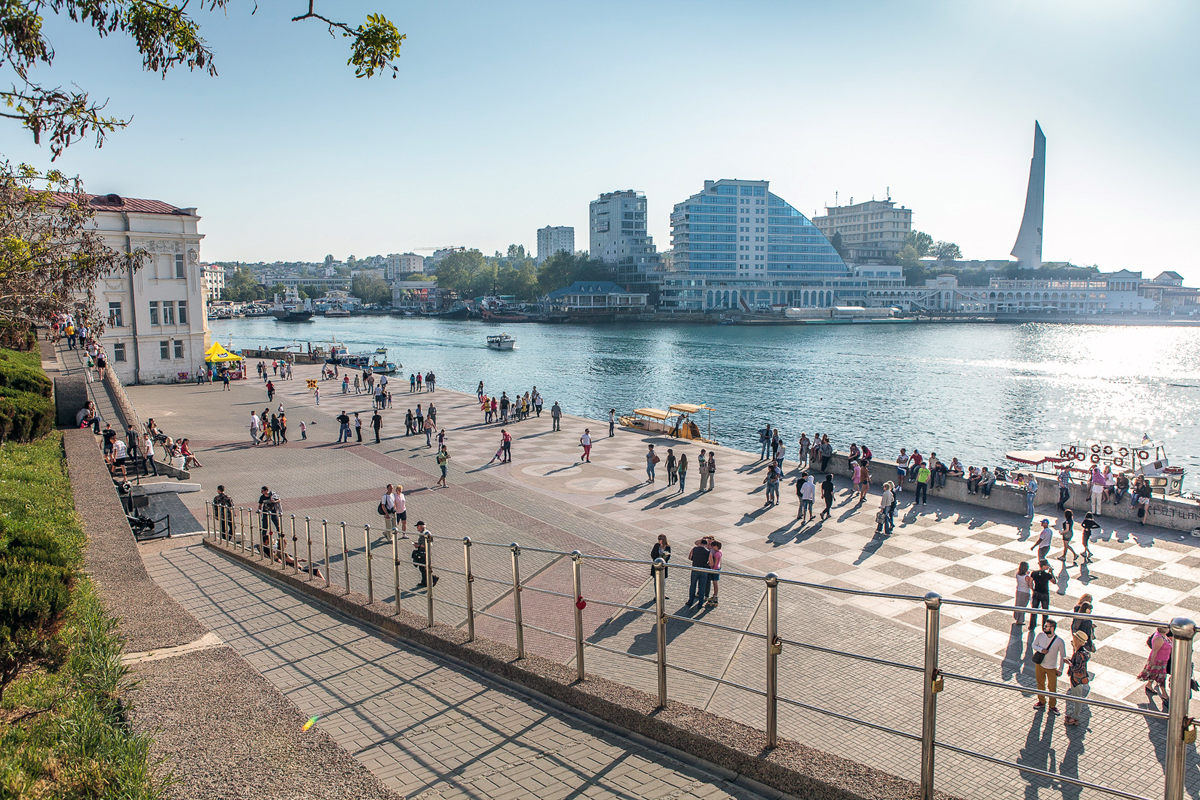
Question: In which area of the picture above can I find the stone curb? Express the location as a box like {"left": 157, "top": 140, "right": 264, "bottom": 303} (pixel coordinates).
{"left": 202, "top": 538, "right": 962, "bottom": 800}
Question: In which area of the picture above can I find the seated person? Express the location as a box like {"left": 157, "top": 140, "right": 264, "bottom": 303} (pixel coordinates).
{"left": 180, "top": 438, "right": 203, "bottom": 469}
{"left": 966, "top": 466, "right": 981, "bottom": 494}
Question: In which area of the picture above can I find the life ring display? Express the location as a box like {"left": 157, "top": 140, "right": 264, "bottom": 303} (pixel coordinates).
{"left": 1103, "top": 446, "right": 1113, "bottom": 455}
{"left": 1059, "top": 449, "right": 1068, "bottom": 458}
{"left": 1113, "top": 457, "right": 1123, "bottom": 467}
{"left": 1138, "top": 450, "right": 1150, "bottom": 460}
{"left": 1091, "top": 444, "right": 1101, "bottom": 454}
{"left": 1091, "top": 454, "right": 1100, "bottom": 464}
{"left": 1118, "top": 447, "right": 1128, "bottom": 457}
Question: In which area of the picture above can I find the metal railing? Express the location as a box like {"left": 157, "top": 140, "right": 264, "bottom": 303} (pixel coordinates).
{"left": 203, "top": 502, "right": 1196, "bottom": 800}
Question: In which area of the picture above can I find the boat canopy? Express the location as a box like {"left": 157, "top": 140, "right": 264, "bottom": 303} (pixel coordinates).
{"left": 669, "top": 403, "right": 711, "bottom": 414}
{"left": 1005, "top": 450, "right": 1067, "bottom": 466}
{"left": 632, "top": 408, "right": 674, "bottom": 420}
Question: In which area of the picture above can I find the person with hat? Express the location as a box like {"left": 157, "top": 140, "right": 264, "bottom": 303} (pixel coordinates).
{"left": 1031, "top": 618, "right": 1067, "bottom": 714}
{"left": 1031, "top": 518, "right": 1054, "bottom": 564}
{"left": 1064, "top": 629, "right": 1092, "bottom": 726}
{"left": 411, "top": 522, "right": 437, "bottom": 588}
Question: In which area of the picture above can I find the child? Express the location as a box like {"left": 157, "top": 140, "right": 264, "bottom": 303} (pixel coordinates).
{"left": 487, "top": 444, "right": 504, "bottom": 466}
{"left": 299, "top": 421, "right": 307, "bottom": 441}
{"left": 704, "top": 541, "right": 723, "bottom": 607}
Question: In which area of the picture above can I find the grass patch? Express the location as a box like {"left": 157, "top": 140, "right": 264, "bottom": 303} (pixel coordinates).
{"left": 0, "top": 434, "right": 168, "bottom": 798}
{"left": 0, "top": 348, "right": 54, "bottom": 444}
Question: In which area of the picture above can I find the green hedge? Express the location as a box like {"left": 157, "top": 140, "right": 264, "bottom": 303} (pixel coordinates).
{"left": 0, "top": 348, "right": 54, "bottom": 444}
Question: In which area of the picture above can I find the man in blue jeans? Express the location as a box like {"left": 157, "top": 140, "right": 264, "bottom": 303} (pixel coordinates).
{"left": 687, "top": 537, "right": 712, "bottom": 607}
{"left": 759, "top": 424, "right": 771, "bottom": 460}
{"left": 1026, "top": 474, "right": 1039, "bottom": 518}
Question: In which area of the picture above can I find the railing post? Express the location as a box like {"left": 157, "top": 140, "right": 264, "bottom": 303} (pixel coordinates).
{"left": 340, "top": 521, "right": 349, "bottom": 593}
{"left": 463, "top": 537, "right": 475, "bottom": 642}
{"left": 290, "top": 515, "right": 298, "bottom": 573}
{"left": 765, "top": 572, "right": 779, "bottom": 748}
{"left": 1165, "top": 617, "right": 1195, "bottom": 800}
{"left": 572, "top": 551, "right": 585, "bottom": 681}
{"left": 239, "top": 507, "right": 246, "bottom": 554}
{"left": 424, "top": 532, "right": 434, "bottom": 626}
{"left": 305, "top": 517, "right": 313, "bottom": 580}
{"left": 205, "top": 501, "right": 212, "bottom": 540}
{"left": 392, "top": 530, "right": 401, "bottom": 615}
{"left": 511, "top": 543, "right": 524, "bottom": 658}
{"left": 321, "top": 519, "right": 329, "bottom": 588}
{"left": 653, "top": 557, "right": 667, "bottom": 708}
{"left": 251, "top": 509, "right": 260, "bottom": 559}
{"left": 920, "top": 592, "right": 942, "bottom": 800}
{"left": 364, "top": 525, "right": 374, "bottom": 604}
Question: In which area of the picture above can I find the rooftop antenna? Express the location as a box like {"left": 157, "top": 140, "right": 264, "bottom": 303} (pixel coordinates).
{"left": 887, "top": 186, "right": 891, "bottom": 201}
{"left": 835, "top": 191, "right": 838, "bottom": 208}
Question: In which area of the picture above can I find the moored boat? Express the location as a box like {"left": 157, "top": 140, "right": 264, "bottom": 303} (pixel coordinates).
{"left": 486, "top": 333, "right": 515, "bottom": 350}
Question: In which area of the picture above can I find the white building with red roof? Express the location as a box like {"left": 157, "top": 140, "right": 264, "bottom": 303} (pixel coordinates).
{"left": 76, "top": 192, "right": 209, "bottom": 384}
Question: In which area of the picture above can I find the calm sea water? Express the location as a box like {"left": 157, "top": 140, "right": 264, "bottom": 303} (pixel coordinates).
{"left": 210, "top": 317, "right": 1200, "bottom": 492}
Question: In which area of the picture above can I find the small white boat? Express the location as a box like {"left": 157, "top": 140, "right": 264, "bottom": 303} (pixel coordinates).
{"left": 486, "top": 333, "right": 515, "bottom": 351}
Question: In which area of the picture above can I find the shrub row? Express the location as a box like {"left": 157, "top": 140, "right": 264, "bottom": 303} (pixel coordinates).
{"left": 0, "top": 348, "right": 54, "bottom": 444}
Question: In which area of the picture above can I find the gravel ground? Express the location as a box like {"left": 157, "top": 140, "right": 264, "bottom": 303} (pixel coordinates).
{"left": 63, "top": 429, "right": 207, "bottom": 651}
{"left": 132, "top": 648, "right": 399, "bottom": 800}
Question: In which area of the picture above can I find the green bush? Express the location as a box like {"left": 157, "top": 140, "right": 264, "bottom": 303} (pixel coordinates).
{"left": 0, "top": 348, "right": 54, "bottom": 444}
{"left": 0, "top": 349, "right": 52, "bottom": 397}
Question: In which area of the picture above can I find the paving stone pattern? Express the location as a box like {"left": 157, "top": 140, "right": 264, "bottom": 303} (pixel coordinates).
{"left": 128, "top": 364, "right": 1200, "bottom": 800}
{"left": 146, "top": 542, "right": 769, "bottom": 800}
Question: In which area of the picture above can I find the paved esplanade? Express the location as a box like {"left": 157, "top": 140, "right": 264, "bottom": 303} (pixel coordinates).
{"left": 130, "top": 363, "right": 1200, "bottom": 800}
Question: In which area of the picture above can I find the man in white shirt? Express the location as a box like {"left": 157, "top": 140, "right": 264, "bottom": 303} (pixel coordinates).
{"left": 579, "top": 429, "right": 592, "bottom": 463}
{"left": 877, "top": 482, "right": 895, "bottom": 535}
{"left": 250, "top": 411, "right": 261, "bottom": 447}
{"left": 1032, "top": 619, "right": 1068, "bottom": 713}
{"left": 381, "top": 484, "right": 398, "bottom": 540}
{"left": 1030, "top": 519, "right": 1054, "bottom": 563}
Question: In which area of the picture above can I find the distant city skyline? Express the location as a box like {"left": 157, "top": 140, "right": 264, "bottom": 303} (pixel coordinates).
{"left": 0, "top": 1, "right": 1196, "bottom": 281}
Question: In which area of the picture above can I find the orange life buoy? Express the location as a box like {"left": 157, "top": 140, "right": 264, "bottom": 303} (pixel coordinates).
{"left": 1091, "top": 444, "right": 1100, "bottom": 454}
{"left": 1059, "top": 449, "right": 1068, "bottom": 458}
{"left": 1118, "top": 447, "right": 1128, "bottom": 457}
{"left": 1113, "top": 457, "right": 1123, "bottom": 467}
{"left": 1091, "top": 454, "right": 1100, "bottom": 464}
{"left": 1138, "top": 450, "right": 1150, "bottom": 460}
{"left": 1103, "top": 446, "right": 1113, "bottom": 455}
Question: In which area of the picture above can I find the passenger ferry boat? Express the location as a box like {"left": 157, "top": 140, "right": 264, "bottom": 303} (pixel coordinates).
{"left": 271, "top": 289, "right": 314, "bottom": 322}
{"left": 486, "top": 333, "right": 516, "bottom": 350}
{"left": 619, "top": 403, "right": 717, "bottom": 444}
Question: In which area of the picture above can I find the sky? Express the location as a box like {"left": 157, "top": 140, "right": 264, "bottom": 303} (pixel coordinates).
{"left": 1, "top": 1, "right": 1197, "bottom": 280}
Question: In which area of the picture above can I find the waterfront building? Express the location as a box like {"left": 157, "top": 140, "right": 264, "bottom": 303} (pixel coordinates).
{"left": 67, "top": 193, "right": 209, "bottom": 384}
{"left": 811, "top": 197, "right": 913, "bottom": 264}
{"left": 536, "top": 226, "right": 575, "bottom": 265}
{"left": 1012, "top": 122, "right": 1046, "bottom": 270}
{"left": 263, "top": 275, "right": 351, "bottom": 292}
{"left": 660, "top": 178, "right": 899, "bottom": 312}
{"left": 392, "top": 279, "right": 436, "bottom": 309}
{"left": 543, "top": 281, "right": 648, "bottom": 315}
{"left": 201, "top": 264, "right": 225, "bottom": 301}
{"left": 589, "top": 190, "right": 663, "bottom": 296}
{"left": 385, "top": 253, "right": 425, "bottom": 279}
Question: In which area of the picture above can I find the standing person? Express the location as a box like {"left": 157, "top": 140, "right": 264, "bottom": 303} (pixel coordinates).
{"left": 704, "top": 541, "right": 723, "bottom": 607}
{"left": 534, "top": 389, "right": 542, "bottom": 417}
{"left": 409, "top": 373, "right": 416, "bottom": 393}
{"left": 676, "top": 453, "right": 689, "bottom": 494}
{"left": 758, "top": 424, "right": 771, "bottom": 460}
{"left": 1057, "top": 465, "right": 1072, "bottom": 511}
{"left": 142, "top": 431, "right": 159, "bottom": 476}
{"left": 551, "top": 401, "right": 562, "bottom": 431}
{"left": 1071, "top": 597, "right": 1096, "bottom": 652}
{"left": 416, "top": 372, "right": 423, "bottom": 393}
{"left": 336, "top": 411, "right": 351, "bottom": 443}
{"left": 250, "top": 411, "right": 261, "bottom": 446}
{"left": 1031, "top": 618, "right": 1067, "bottom": 713}
{"left": 299, "top": 420, "right": 307, "bottom": 441}
{"left": 213, "top": 485, "right": 234, "bottom": 541}
{"left": 696, "top": 450, "right": 708, "bottom": 492}
{"left": 771, "top": 429, "right": 782, "bottom": 462}
{"left": 393, "top": 484, "right": 409, "bottom": 538}
{"left": 876, "top": 481, "right": 895, "bottom": 534}
{"left": 381, "top": 484, "right": 399, "bottom": 540}
{"left": 914, "top": 460, "right": 930, "bottom": 506}
{"left": 269, "top": 414, "right": 280, "bottom": 445}
{"left": 1031, "top": 518, "right": 1054, "bottom": 563}
{"left": 762, "top": 461, "right": 780, "bottom": 506}
{"left": 258, "top": 488, "right": 283, "bottom": 555}
{"left": 435, "top": 445, "right": 450, "bottom": 488}
{"left": 896, "top": 448, "right": 909, "bottom": 492}
{"left": 645, "top": 444, "right": 658, "bottom": 483}
{"left": 797, "top": 433, "right": 810, "bottom": 469}
{"left": 820, "top": 473, "right": 835, "bottom": 520}
{"left": 1014, "top": 562, "right": 1033, "bottom": 625}
{"left": 799, "top": 474, "right": 815, "bottom": 522}
{"left": 371, "top": 409, "right": 382, "bottom": 444}
{"left": 266, "top": 380, "right": 275, "bottom": 402}
{"left": 222, "top": 370, "right": 230, "bottom": 391}
{"left": 1029, "top": 560, "right": 1054, "bottom": 631}
{"left": 819, "top": 437, "right": 833, "bottom": 473}
{"left": 1025, "top": 473, "right": 1039, "bottom": 518}
{"left": 1064, "top": 631, "right": 1091, "bottom": 727}
{"left": 498, "top": 392, "right": 509, "bottom": 422}
{"left": 579, "top": 429, "right": 592, "bottom": 462}
{"left": 665, "top": 448, "right": 677, "bottom": 485}
{"left": 412, "top": 535, "right": 433, "bottom": 587}
{"left": 314, "top": 385, "right": 320, "bottom": 406}
{"left": 1089, "top": 466, "right": 1105, "bottom": 516}
{"left": 427, "top": 402, "right": 437, "bottom": 428}
{"left": 279, "top": 412, "right": 288, "bottom": 444}
{"left": 354, "top": 413, "right": 363, "bottom": 443}
{"left": 1138, "top": 626, "right": 1173, "bottom": 701}
{"left": 687, "top": 537, "right": 712, "bottom": 607}
{"left": 405, "top": 408, "right": 415, "bottom": 436}
{"left": 501, "top": 429, "right": 512, "bottom": 463}
{"left": 1080, "top": 512, "right": 1099, "bottom": 561}
{"left": 651, "top": 535, "right": 671, "bottom": 592}
{"left": 423, "top": 416, "right": 434, "bottom": 448}
{"left": 858, "top": 460, "right": 871, "bottom": 502}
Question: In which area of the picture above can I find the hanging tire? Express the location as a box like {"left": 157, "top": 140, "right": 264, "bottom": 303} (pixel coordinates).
{"left": 1114, "top": 457, "right": 1123, "bottom": 467}
{"left": 1091, "top": 444, "right": 1101, "bottom": 454}
{"left": 1103, "top": 446, "right": 1113, "bottom": 455}
{"left": 1059, "top": 449, "right": 1068, "bottom": 458}
{"left": 1091, "top": 454, "right": 1100, "bottom": 464}
{"left": 1119, "top": 447, "right": 1128, "bottom": 457}
{"left": 1139, "top": 450, "right": 1150, "bottom": 460}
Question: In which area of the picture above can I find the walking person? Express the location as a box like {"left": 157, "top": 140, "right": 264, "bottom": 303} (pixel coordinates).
{"left": 676, "top": 453, "right": 688, "bottom": 494}
{"left": 651, "top": 534, "right": 671, "bottom": 594}
{"left": 579, "top": 429, "right": 592, "bottom": 462}
{"left": 665, "top": 448, "right": 677, "bottom": 485}
{"left": 371, "top": 409, "right": 382, "bottom": 444}
{"left": 336, "top": 411, "right": 351, "bottom": 443}
{"left": 250, "top": 410, "right": 261, "bottom": 446}
{"left": 687, "top": 537, "right": 712, "bottom": 607}
{"left": 392, "top": 484, "right": 409, "bottom": 538}
{"left": 213, "top": 485, "right": 234, "bottom": 541}
{"left": 412, "top": 534, "right": 436, "bottom": 587}
{"left": 501, "top": 429, "right": 512, "bottom": 463}
{"left": 279, "top": 412, "right": 288, "bottom": 444}
{"left": 551, "top": 401, "right": 562, "bottom": 431}
{"left": 609, "top": 409, "right": 616, "bottom": 438}
{"left": 820, "top": 473, "right": 834, "bottom": 520}
{"left": 1031, "top": 518, "right": 1054, "bottom": 564}
{"left": 798, "top": 474, "right": 815, "bottom": 521}
{"left": 1031, "top": 618, "right": 1067, "bottom": 714}
{"left": 1059, "top": 513, "right": 1079, "bottom": 563}
{"left": 435, "top": 445, "right": 450, "bottom": 488}
{"left": 1080, "top": 512, "right": 1099, "bottom": 561}
{"left": 1056, "top": 465, "right": 1072, "bottom": 511}
{"left": 896, "top": 448, "right": 910, "bottom": 492}
{"left": 876, "top": 481, "right": 895, "bottom": 534}
{"left": 646, "top": 444, "right": 658, "bottom": 483}
{"left": 858, "top": 460, "right": 871, "bottom": 502}
{"left": 1138, "top": 625, "right": 1173, "bottom": 703}
{"left": 354, "top": 413, "right": 363, "bottom": 443}
{"left": 424, "top": 416, "right": 434, "bottom": 448}
{"left": 1029, "top": 560, "right": 1054, "bottom": 631}
{"left": 1013, "top": 562, "right": 1032, "bottom": 625}
{"left": 142, "top": 430, "right": 159, "bottom": 476}
{"left": 380, "top": 484, "right": 399, "bottom": 540}
{"left": 1064, "top": 631, "right": 1091, "bottom": 727}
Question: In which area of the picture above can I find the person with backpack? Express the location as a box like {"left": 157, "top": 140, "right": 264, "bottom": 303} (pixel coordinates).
{"left": 1031, "top": 618, "right": 1067, "bottom": 713}
{"left": 380, "top": 484, "right": 399, "bottom": 540}
{"left": 1064, "top": 630, "right": 1091, "bottom": 727}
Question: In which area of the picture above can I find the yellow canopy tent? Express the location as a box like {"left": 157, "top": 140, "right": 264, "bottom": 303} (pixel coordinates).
{"left": 204, "top": 341, "right": 243, "bottom": 363}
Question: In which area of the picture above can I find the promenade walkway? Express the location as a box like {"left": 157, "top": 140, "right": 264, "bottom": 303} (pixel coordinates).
{"left": 127, "top": 364, "right": 1200, "bottom": 800}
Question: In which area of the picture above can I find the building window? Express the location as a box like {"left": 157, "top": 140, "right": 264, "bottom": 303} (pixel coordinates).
{"left": 159, "top": 340, "right": 170, "bottom": 360}
{"left": 163, "top": 302, "right": 175, "bottom": 325}
{"left": 112, "top": 342, "right": 126, "bottom": 362}
{"left": 177, "top": 301, "right": 188, "bottom": 325}
{"left": 107, "top": 301, "right": 123, "bottom": 328}
{"left": 149, "top": 301, "right": 159, "bottom": 325}
{"left": 174, "top": 340, "right": 184, "bottom": 360}
{"left": 175, "top": 254, "right": 186, "bottom": 279}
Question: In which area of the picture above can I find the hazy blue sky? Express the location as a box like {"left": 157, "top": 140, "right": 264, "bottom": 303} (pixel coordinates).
{"left": 1, "top": 1, "right": 1196, "bottom": 279}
